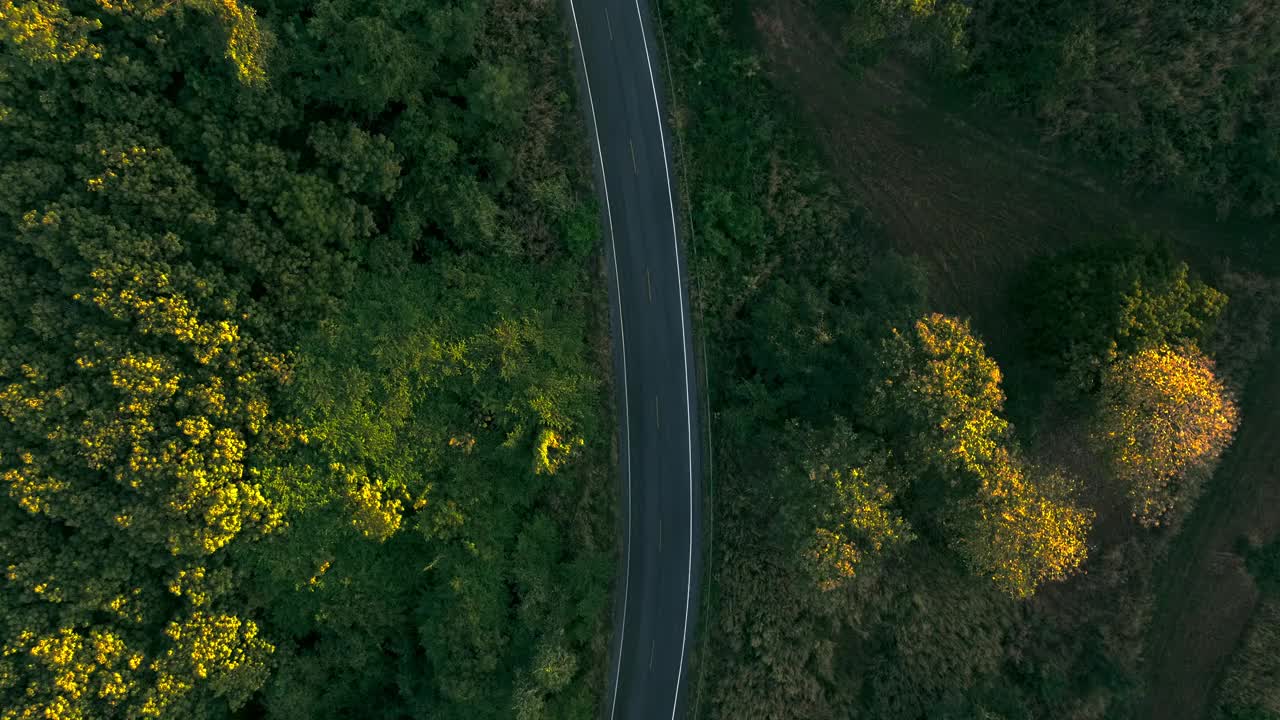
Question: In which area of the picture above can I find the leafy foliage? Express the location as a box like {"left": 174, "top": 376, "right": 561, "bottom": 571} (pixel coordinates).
{"left": 792, "top": 422, "right": 914, "bottom": 591}
{"left": 1093, "top": 344, "right": 1240, "bottom": 527}
{"left": 875, "top": 314, "right": 1091, "bottom": 597}
{"left": 0, "top": 0, "right": 101, "bottom": 63}
{"left": 706, "top": 419, "right": 904, "bottom": 720}
{"left": 1023, "top": 237, "right": 1227, "bottom": 392}
{"left": 240, "top": 262, "right": 609, "bottom": 720}
{"left": 830, "top": 0, "right": 972, "bottom": 71}
{"left": 671, "top": 1, "right": 1256, "bottom": 718}
{"left": 953, "top": 459, "right": 1092, "bottom": 598}
{"left": 874, "top": 313, "right": 1009, "bottom": 475}
{"left": 0, "top": 5, "right": 306, "bottom": 713}
{"left": 855, "top": 558, "right": 1017, "bottom": 719}
{"left": 966, "top": 0, "right": 1280, "bottom": 216}
{"left": 661, "top": 1, "right": 1113, "bottom": 715}
{"left": 829, "top": 0, "right": 1280, "bottom": 216}
{"left": 0, "top": 0, "right": 610, "bottom": 717}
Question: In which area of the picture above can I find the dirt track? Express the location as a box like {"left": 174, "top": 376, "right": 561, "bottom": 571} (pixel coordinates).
{"left": 1139, "top": 357, "right": 1280, "bottom": 720}
{"left": 748, "top": 2, "right": 1280, "bottom": 718}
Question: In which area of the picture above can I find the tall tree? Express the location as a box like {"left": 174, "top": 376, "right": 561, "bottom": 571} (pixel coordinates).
{"left": 1093, "top": 343, "right": 1240, "bottom": 526}
{"left": 953, "top": 454, "right": 1092, "bottom": 598}
{"left": 786, "top": 422, "right": 913, "bottom": 592}
{"left": 875, "top": 314, "right": 1091, "bottom": 597}
{"left": 0, "top": 4, "right": 300, "bottom": 715}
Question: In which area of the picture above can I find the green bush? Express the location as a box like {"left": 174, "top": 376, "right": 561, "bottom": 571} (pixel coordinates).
{"left": 968, "top": 0, "right": 1280, "bottom": 217}
{"left": 1215, "top": 600, "right": 1280, "bottom": 720}
{"left": 834, "top": 0, "right": 972, "bottom": 72}
{"left": 1020, "top": 234, "right": 1226, "bottom": 392}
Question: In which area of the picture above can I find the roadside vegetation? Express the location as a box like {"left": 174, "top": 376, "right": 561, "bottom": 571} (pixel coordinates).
{"left": 7, "top": 0, "right": 1280, "bottom": 718}
{"left": 664, "top": 0, "right": 1280, "bottom": 718}
{"left": 0, "top": 2, "right": 612, "bottom": 719}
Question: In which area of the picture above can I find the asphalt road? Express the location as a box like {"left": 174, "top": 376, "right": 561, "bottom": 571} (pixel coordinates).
{"left": 564, "top": 2, "right": 704, "bottom": 719}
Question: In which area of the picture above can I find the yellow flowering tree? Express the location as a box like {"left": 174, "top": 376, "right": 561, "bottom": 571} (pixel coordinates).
{"left": 955, "top": 456, "right": 1092, "bottom": 598}
{"left": 0, "top": 0, "right": 101, "bottom": 62}
{"left": 876, "top": 313, "right": 1092, "bottom": 597}
{"left": 1094, "top": 343, "right": 1240, "bottom": 526}
{"left": 0, "top": 145, "right": 288, "bottom": 718}
{"left": 0, "top": 10, "right": 303, "bottom": 711}
{"left": 1, "top": 0, "right": 265, "bottom": 82}
{"left": 1023, "top": 238, "right": 1226, "bottom": 393}
{"left": 874, "top": 313, "right": 1008, "bottom": 477}
{"left": 800, "top": 427, "right": 913, "bottom": 592}
{"left": 0, "top": 0, "right": 612, "bottom": 715}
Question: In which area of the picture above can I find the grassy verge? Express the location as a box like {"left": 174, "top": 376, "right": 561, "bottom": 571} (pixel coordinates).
{"left": 656, "top": 1, "right": 924, "bottom": 718}
{"left": 1211, "top": 537, "right": 1280, "bottom": 720}
{"left": 1142, "top": 324, "right": 1280, "bottom": 720}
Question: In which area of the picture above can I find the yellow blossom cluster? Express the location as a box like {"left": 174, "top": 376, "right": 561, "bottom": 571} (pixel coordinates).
{"left": 881, "top": 314, "right": 1092, "bottom": 597}
{"left": 532, "top": 428, "right": 584, "bottom": 476}
{"left": 1095, "top": 343, "right": 1239, "bottom": 526}
{"left": 807, "top": 463, "right": 911, "bottom": 591}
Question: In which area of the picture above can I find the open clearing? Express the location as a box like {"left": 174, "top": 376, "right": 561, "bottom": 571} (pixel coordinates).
{"left": 748, "top": 0, "right": 1263, "bottom": 355}
{"left": 747, "top": 2, "right": 1280, "bottom": 718}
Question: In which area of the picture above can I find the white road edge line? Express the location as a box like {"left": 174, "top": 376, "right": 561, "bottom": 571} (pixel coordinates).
{"left": 632, "top": 2, "right": 696, "bottom": 719}
{"left": 567, "top": 4, "right": 633, "bottom": 720}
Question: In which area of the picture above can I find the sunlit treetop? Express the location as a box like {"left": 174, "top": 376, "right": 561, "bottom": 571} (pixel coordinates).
{"left": 875, "top": 313, "right": 1092, "bottom": 598}
{"left": 876, "top": 313, "right": 1009, "bottom": 477}
{"left": 1094, "top": 343, "right": 1239, "bottom": 527}
{"left": 1, "top": 0, "right": 267, "bottom": 84}
{"left": 0, "top": 0, "right": 102, "bottom": 62}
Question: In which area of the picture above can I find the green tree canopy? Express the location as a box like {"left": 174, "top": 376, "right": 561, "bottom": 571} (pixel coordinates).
{"left": 782, "top": 422, "right": 914, "bottom": 592}
{"left": 1, "top": 5, "right": 308, "bottom": 710}
{"left": 969, "top": 0, "right": 1280, "bottom": 216}
{"left": 1023, "top": 237, "right": 1226, "bottom": 391}
{"left": 1, "top": 0, "right": 608, "bottom": 717}
{"left": 240, "top": 260, "right": 609, "bottom": 720}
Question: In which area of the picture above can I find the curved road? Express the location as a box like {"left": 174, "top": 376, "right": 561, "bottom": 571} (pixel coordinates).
{"left": 564, "top": 2, "right": 704, "bottom": 719}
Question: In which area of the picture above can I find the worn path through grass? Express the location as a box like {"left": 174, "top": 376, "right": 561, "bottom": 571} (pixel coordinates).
{"left": 748, "top": 2, "right": 1280, "bottom": 718}
{"left": 749, "top": 0, "right": 1265, "bottom": 359}
{"left": 1139, "top": 342, "right": 1280, "bottom": 720}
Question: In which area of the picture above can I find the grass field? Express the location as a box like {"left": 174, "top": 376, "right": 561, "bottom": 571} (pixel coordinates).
{"left": 1139, "top": 340, "right": 1280, "bottom": 720}
{"left": 752, "top": 0, "right": 1274, "bottom": 343}
{"left": 747, "top": 1, "right": 1280, "bottom": 717}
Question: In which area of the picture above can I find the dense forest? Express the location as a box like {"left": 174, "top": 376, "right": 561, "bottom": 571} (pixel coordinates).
{"left": 0, "top": 2, "right": 613, "bottom": 719}
{"left": 663, "top": 0, "right": 1276, "bottom": 718}
{"left": 830, "top": 0, "right": 1280, "bottom": 218}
